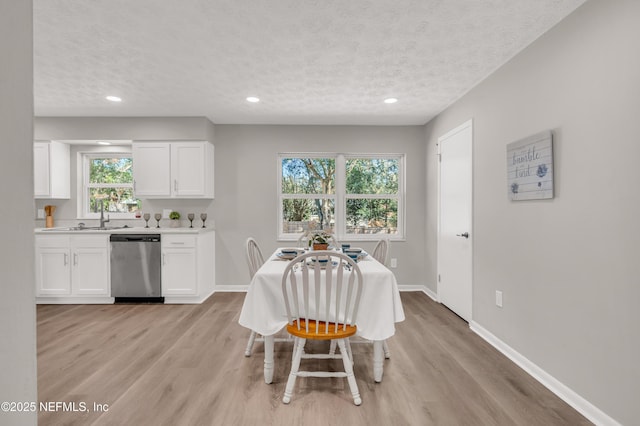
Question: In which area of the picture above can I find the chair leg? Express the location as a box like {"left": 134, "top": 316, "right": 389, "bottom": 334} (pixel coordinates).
{"left": 283, "top": 337, "right": 306, "bottom": 404}
{"left": 329, "top": 339, "right": 337, "bottom": 355}
{"left": 245, "top": 331, "right": 257, "bottom": 357}
{"left": 346, "top": 338, "right": 354, "bottom": 366}
{"left": 383, "top": 340, "right": 391, "bottom": 359}
{"left": 337, "top": 339, "right": 361, "bottom": 406}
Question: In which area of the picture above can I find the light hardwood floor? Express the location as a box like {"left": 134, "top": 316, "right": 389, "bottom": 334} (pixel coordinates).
{"left": 37, "top": 292, "right": 591, "bottom": 425}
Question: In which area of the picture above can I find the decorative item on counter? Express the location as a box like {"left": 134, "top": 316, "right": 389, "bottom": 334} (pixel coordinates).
{"left": 154, "top": 213, "right": 162, "bottom": 228}
{"left": 187, "top": 213, "right": 195, "bottom": 228}
{"left": 44, "top": 205, "right": 56, "bottom": 228}
{"left": 169, "top": 211, "right": 181, "bottom": 228}
{"left": 143, "top": 213, "right": 151, "bottom": 228}
{"left": 200, "top": 213, "right": 207, "bottom": 228}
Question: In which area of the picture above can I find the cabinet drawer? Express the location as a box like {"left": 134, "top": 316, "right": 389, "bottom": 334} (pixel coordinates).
{"left": 163, "top": 235, "right": 196, "bottom": 247}
{"left": 36, "top": 235, "right": 69, "bottom": 248}
{"left": 73, "top": 235, "right": 109, "bottom": 248}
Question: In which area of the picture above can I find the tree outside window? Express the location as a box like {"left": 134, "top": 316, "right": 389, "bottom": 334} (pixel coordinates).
{"left": 345, "top": 158, "right": 399, "bottom": 235}
{"left": 281, "top": 157, "right": 335, "bottom": 234}
{"left": 279, "top": 154, "right": 404, "bottom": 240}
{"left": 82, "top": 154, "right": 140, "bottom": 218}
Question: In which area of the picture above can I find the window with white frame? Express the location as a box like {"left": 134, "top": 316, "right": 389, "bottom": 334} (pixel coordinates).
{"left": 80, "top": 153, "right": 140, "bottom": 218}
{"left": 278, "top": 153, "right": 404, "bottom": 241}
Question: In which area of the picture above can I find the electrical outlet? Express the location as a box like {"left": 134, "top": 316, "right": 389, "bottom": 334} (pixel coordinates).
{"left": 163, "top": 209, "right": 171, "bottom": 219}
{"left": 495, "top": 290, "right": 503, "bottom": 308}
{"left": 390, "top": 258, "right": 397, "bottom": 268}
{"left": 37, "top": 209, "right": 45, "bottom": 219}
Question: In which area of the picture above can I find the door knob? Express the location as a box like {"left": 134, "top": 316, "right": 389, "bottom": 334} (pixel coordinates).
{"left": 456, "top": 232, "right": 469, "bottom": 239}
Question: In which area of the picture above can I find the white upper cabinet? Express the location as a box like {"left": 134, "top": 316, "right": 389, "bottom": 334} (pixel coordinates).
{"left": 132, "top": 143, "right": 172, "bottom": 197}
{"left": 34, "top": 141, "right": 70, "bottom": 199}
{"left": 132, "top": 141, "right": 214, "bottom": 199}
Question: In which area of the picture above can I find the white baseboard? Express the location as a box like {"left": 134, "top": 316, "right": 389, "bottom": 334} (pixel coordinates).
{"left": 397, "top": 284, "right": 438, "bottom": 302}
{"left": 214, "top": 284, "right": 249, "bottom": 292}
{"left": 397, "top": 284, "right": 425, "bottom": 292}
{"left": 470, "top": 321, "right": 620, "bottom": 426}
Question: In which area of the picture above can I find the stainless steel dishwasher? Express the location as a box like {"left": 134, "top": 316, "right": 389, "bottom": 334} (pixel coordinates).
{"left": 110, "top": 234, "right": 163, "bottom": 303}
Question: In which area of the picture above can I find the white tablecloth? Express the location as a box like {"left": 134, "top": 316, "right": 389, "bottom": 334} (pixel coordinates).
{"left": 239, "top": 249, "right": 405, "bottom": 341}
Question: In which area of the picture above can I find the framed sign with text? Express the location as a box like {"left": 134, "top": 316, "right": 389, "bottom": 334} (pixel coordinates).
{"left": 507, "top": 130, "right": 553, "bottom": 201}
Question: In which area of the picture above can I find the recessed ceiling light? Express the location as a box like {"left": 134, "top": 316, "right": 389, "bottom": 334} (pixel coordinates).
{"left": 246, "top": 96, "right": 260, "bottom": 103}
{"left": 106, "top": 95, "right": 122, "bottom": 102}
{"left": 384, "top": 98, "right": 398, "bottom": 104}
{"left": 97, "top": 141, "right": 111, "bottom": 145}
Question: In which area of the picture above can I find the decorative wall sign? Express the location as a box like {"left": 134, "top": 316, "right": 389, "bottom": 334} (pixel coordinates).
{"left": 507, "top": 130, "right": 553, "bottom": 200}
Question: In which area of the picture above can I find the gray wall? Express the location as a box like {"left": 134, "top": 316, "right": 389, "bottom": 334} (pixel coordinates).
{"left": 35, "top": 116, "right": 215, "bottom": 141}
{"left": 424, "top": 1, "right": 639, "bottom": 424}
{"left": 0, "top": 1, "right": 38, "bottom": 425}
{"left": 33, "top": 119, "right": 427, "bottom": 289}
{"left": 211, "top": 125, "right": 426, "bottom": 288}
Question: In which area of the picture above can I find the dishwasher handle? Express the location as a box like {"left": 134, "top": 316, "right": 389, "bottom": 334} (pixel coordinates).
{"left": 110, "top": 234, "right": 161, "bottom": 243}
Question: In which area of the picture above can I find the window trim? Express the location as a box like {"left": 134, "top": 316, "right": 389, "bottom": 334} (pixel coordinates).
{"left": 277, "top": 152, "right": 405, "bottom": 242}
{"left": 78, "top": 151, "right": 137, "bottom": 219}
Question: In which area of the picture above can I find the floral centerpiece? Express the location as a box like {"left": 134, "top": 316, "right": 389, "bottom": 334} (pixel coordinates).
{"left": 306, "top": 230, "right": 335, "bottom": 250}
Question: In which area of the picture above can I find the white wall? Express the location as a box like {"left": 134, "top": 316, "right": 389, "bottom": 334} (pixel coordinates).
{"left": 424, "top": 1, "right": 640, "bottom": 424}
{"left": 0, "top": 1, "right": 38, "bottom": 425}
{"left": 212, "top": 125, "right": 427, "bottom": 288}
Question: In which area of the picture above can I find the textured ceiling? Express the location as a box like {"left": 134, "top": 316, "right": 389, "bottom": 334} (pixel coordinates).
{"left": 33, "top": 0, "right": 587, "bottom": 125}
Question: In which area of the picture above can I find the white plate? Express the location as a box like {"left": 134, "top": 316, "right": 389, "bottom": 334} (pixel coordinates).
{"left": 349, "top": 251, "right": 367, "bottom": 259}
{"left": 277, "top": 252, "right": 299, "bottom": 260}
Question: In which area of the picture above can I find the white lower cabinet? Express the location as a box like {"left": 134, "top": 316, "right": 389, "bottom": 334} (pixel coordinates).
{"left": 35, "top": 230, "right": 215, "bottom": 304}
{"left": 162, "top": 235, "right": 197, "bottom": 295}
{"left": 161, "top": 232, "right": 215, "bottom": 303}
{"left": 35, "top": 234, "right": 111, "bottom": 302}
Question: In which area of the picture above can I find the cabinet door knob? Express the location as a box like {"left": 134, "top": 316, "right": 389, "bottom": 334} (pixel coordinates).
{"left": 456, "top": 232, "right": 469, "bottom": 239}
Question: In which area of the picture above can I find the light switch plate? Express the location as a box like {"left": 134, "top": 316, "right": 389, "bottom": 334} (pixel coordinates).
{"left": 163, "top": 209, "right": 171, "bottom": 219}
{"left": 37, "top": 209, "right": 45, "bottom": 219}
{"left": 496, "top": 290, "right": 503, "bottom": 308}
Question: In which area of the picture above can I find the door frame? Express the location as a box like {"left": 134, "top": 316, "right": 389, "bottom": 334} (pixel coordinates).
{"left": 436, "top": 119, "right": 473, "bottom": 320}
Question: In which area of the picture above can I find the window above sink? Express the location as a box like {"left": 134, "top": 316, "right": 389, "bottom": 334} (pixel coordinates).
{"left": 79, "top": 152, "right": 141, "bottom": 220}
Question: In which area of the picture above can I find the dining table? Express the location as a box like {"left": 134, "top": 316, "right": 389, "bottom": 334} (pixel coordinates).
{"left": 239, "top": 247, "right": 405, "bottom": 384}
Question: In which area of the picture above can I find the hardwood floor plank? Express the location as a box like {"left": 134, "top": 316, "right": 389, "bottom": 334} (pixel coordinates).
{"left": 36, "top": 292, "right": 591, "bottom": 425}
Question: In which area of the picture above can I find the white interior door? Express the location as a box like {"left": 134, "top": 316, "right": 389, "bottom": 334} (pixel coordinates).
{"left": 437, "top": 120, "right": 473, "bottom": 322}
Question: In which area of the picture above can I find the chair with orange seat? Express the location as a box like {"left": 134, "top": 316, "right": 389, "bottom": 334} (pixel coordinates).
{"left": 281, "top": 250, "right": 364, "bottom": 405}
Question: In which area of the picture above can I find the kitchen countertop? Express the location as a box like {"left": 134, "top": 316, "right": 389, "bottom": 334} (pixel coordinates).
{"left": 35, "top": 226, "right": 215, "bottom": 234}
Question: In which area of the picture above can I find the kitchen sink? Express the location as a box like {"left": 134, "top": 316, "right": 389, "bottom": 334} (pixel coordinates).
{"left": 42, "top": 225, "right": 131, "bottom": 231}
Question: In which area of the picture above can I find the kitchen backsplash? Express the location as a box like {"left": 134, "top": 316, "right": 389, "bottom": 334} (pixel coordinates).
{"left": 34, "top": 199, "right": 215, "bottom": 229}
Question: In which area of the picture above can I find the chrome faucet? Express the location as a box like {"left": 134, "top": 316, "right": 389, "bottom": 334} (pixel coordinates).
{"left": 99, "top": 199, "right": 110, "bottom": 229}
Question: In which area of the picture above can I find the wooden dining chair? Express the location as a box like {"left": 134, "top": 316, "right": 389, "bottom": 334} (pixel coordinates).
{"left": 281, "top": 251, "right": 364, "bottom": 405}
{"left": 244, "top": 237, "right": 265, "bottom": 356}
